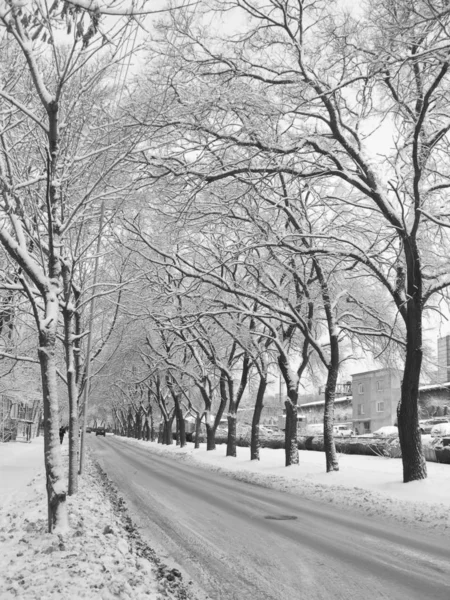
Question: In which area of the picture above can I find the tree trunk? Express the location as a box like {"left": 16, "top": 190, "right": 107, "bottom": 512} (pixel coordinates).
{"left": 175, "top": 417, "right": 180, "bottom": 445}
{"left": 163, "top": 416, "right": 174, "bottom": 445}
{"left": 178, "top": 411, "right": 186, "bottom": 448}
{"left": 142, "top": 416, "right": 149, "bottom": 440}
{"left": 135, "top": 408, "right": 142, "bottom": 440}
{"left": 39, "top": 315, "right": 67, "bottom": 533}
{"left": 150, "top": 411, "right": 155, "bottom": 441}
{"left": 226, "top": 413, "right": 237, "bottom": 457}
{"left": 173, "top": 393, "right": 186, "bottom": 448}
{"left": 225, "top": 356, "right": 250, "bottom": 457}
{"left": 61, "top": 264, "right": 79, "bottom": 496}
{"left": 162, "top": 419, "right": 169, "bottom": 444}
{"left": 127, "top": 409, "right": 133, "bottom": 438}
{"left": 147, "top": 396, "right": 155, "bottom": 441}
{"left": 206, "top": 423, "right": 215, "bottom": 450}
{"left": 277, "top": 354, "right": 300, "bottom": 466}
{"left": 194, "top": 415, "right": 201, "bottom": 449}
{"left": 36, "top": 410, "right": 42, "bottom": 437}
{"left": 323, "top": 365, "right": 339, "bottom": 472}
{"left": 398, "top": 255, "right": 427, "bottom": 482}
{"left": 251, "top": 375, "right": 267, "bottom": 461}
{"left": 284, "top": 397, "right": 299, "bottom": 466}
{"left": 157, "top": 422, "right": 164, "bottom": 444}
{"left": 311, "top": 257, "right": 339, "bottom": 472}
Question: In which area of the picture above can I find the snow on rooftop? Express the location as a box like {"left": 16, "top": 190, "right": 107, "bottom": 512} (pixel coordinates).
{"left": 300, "top": 396, "right": 352, "bottom": 408}
{"left": 418, "top": 381, "right": 450, "bottom": 392}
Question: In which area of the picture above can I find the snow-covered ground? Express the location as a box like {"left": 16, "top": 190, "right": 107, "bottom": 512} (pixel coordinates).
{"left": 117, "top": 437, "right": 450, "bottom": 535}
{"left": 2, "top": 436, "right": 449, "bottom": 600}
{"left": 0, "top": 437, "right": 191, "bottom": 600}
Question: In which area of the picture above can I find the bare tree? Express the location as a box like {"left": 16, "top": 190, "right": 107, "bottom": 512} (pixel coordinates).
{"left": 131, "top": 0, "right": 450, "bottom": 482}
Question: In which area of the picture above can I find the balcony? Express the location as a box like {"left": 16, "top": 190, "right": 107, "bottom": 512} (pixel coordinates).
{"left": 319, "top": 382, "right": 352, "bottom": 397}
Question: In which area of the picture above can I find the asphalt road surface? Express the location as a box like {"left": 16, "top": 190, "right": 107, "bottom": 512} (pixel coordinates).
{"left": 89, "top": 436, "right": 450, "bottom": 600}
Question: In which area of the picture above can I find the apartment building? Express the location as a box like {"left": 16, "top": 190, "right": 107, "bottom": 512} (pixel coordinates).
{"left": 351, "top": 368, "right": 401, "bottom": 435}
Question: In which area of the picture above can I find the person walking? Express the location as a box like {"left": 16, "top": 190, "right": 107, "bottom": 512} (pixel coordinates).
{"left": 59, "top": 425, "right": 66, "bottom": 444}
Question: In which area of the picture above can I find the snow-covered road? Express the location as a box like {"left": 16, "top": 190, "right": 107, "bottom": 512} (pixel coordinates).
{"left": 90, "top": 436, "right": 450, "bottom": 600}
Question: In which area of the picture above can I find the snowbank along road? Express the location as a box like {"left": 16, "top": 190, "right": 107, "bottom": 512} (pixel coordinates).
{"left": 89, "top": 436, "right": 450, "bottom": 600}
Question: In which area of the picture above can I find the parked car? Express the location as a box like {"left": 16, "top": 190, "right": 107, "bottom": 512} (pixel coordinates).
{"left": 86, "top": 427, "right": 92, "bottom": 433}
{"left": 419, "top": 418, "right": 449, "bottom": 434}
{"left": 373, "top": 426, "right": 398, "bottom": 437}
{"left": 304, "top": 424, "right": 324, "bottom": 436}
{"left": 215, "top": 427, "right": 228, "bottom": 437}
{"left": 419, "top": 419, "right": 436, "bottom": 434}
{"left": 258, "top": 426, "right": 276, "bottom": 436}
{"left": 333, "top": 425, "right": 354, "bottom": 437}
{"left": 261, "top": 425, "right": 279, "bottom": 434}
{"left": 95, "top": 427, "right": 106, "bottom": 437}
{"left": 431, "top": 423, "right": 450, "bottom": 438}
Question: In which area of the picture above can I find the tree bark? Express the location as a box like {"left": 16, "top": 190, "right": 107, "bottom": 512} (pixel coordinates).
{"left": 38, "top": 301, "right": 67, "bottom": 532}
{"left": 177, "top": 405, "right": 186, "bottom": 448}
{"left": 61, "top": 262, "right": 79, "bottom": 496}
{"left": 194, "top": 415, "right": 202, "bottom": 449}
{"left": 398, "top": 240, "right": 427, "bottom": 482}
{"left": 251, "top": 374, "right": 267, "bottom": 461}
{"left": 314, "top": 259, "right": 339, "bottom": 473}
{"left": 172, "top": 389, "right": 186, "bottom": 448}
{"left": 323, "top": 366, "right": 339, "bottom": 472}
{"left": 162, "top": 415, "right": 174, "bottom": 445}
{"left": 278, "top": 355, "right": 299, "bottom": 466}
{"left": 206, "top": 423, "right": 215, "bottom": 450}
{"left": 226, "top": 413, "right": 237, "bottom": 457}
{"left": 284, "top": 397, "right": 299, "bottom": 466}
{"left": 225, "top": 354, "right": 250, "bottom": 457}
{"left": 135, "top": 407, "right": 142, "bottom": 439}
{"left": 147, "top": 393, "right": 155, "bottom": 441}
{"left": 127, "top": 408, "right": 133, "bottom": 437}
{"left": 158, "top": 422, "right": 164, "bottom": 444}
{"left": 149, "top": 407, "right": 155, "bottom": 441}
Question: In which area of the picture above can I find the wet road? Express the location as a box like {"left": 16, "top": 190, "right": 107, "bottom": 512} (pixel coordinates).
{"left": 89, "top": 436, "right": 450, "bottom": 600}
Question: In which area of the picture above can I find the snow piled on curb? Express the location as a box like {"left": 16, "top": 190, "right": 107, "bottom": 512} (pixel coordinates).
{"left": 0, "top": 439, "right": 184, "bottom": 600}
{"left": 116, "top": 437, "right": 450, "bottom": 536}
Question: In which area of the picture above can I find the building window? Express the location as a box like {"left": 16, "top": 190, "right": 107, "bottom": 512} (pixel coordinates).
{"left": 357, "top": 404, "right": 364, "bottom": 416}
{"left": 358, "top": 383, "right": 364, "bottom": 394}
{"left": 376, "top": 380, "right": 383, "bottom": 392}
{"left": 376, "top": 401, "right": 384, "bottom": 412}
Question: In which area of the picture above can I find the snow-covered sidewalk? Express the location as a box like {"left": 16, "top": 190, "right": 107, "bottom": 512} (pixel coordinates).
{"left": 0, "top": 437, "right": 44, "bottom": 508}
{"left": 117, "top": 437, "right": 450, "bottom": 535}
{"left": 0, "top": 439, "right": 193, "bottom": 600}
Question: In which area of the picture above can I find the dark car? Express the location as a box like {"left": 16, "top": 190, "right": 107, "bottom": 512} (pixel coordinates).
{"left": 95, "top": 427, "right": 106, "bottom": 437}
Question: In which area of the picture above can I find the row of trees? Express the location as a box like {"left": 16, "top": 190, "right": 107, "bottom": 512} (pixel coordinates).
{"left": 127, "top": 0, "right": 450, "bottom": 484}
{"left": 0, "top": 0, "right": 182, "bottom": 531}
{"left": 2, "top": 0, "right": 450, "bottom": 534}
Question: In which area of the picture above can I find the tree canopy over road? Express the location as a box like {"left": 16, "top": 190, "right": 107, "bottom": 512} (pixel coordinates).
{"left": 2, "top": 0, "right": 450, "bottom": 532}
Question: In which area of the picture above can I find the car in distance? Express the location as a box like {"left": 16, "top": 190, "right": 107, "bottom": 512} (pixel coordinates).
{"left": 430, "top": 422, "right": 450, "bottom": 438}
{"left": 95, "top": 427, "right": 106, "bottom": 437}
{"left": 419, "top": 420, "right": 436, "bottom": 434}
{"left": 419, "top": 418, "right": 450, "bottom": 434}
{"left": 373, "top": 425, "right": 398, "bottom": 437}
{"left": 333, "top": 425, "right": 354, "bottom": 436}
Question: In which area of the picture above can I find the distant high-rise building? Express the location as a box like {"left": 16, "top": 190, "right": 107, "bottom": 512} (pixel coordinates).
{"left": 437, "top": 335, "right": 450, "bottom": 383}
